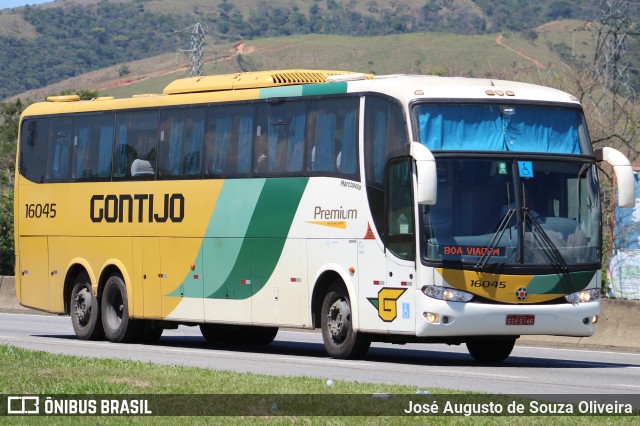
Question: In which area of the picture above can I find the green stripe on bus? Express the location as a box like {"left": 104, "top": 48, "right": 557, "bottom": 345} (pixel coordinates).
{"left": 205, "top": 180, "right": 265, "bottom": 238}
{"left": 259, "top": 82, "right": 348, "bottom": 99}
{"left": 302, "top": 82, "right": 348, "bottom": 96}
{"left": 206, "top": 177, "right": 309, "bottom": 299}
{"left": 526, "top": 270, "right": 596, "bottom": 295}
{"left": 260, "top": 86, "right": 304, "bottom": 98}
{"left": 170, "top": 179, "right": 265, "bottom": 298}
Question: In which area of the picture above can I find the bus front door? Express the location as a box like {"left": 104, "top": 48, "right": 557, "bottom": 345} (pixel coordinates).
{"left": 384, "top": 158, "right": 416, "bottom": 333}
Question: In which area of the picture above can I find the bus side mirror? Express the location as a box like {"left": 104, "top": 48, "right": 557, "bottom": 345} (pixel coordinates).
{"left": 410, "top": 142, "right": 437, "bottom": 205}
{"left": 595, "top": 147, "right": 636, "bottom": 208}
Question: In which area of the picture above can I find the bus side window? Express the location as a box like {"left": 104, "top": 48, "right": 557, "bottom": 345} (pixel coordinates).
{"left": 364, "top": 96, "right": 408, "bottom": 238}
{"left": 309, "top": 105, "right": 336, "bottom": 173}
{"left": 365, "top": 96, "right": 407, "bottom": 187}
{"left": 46, "top": 118, "right": 73, "bottom": 182}
{"left": 267, "top": 101, "right": 306, "bottom": 174}
{"left": 306, "top": 97, "right": 359, "bottom": 178}
{"left": 386, "top": 158, "right": 415, "bottom": 260}
{"left": 114, "top": 111, "right": 158, "bottom": 179}
{"left": 337, "top": 102, "right": 358, "bottom": 174}
{"left": 204, "top": 105, "right": 254, "bottom": 178}
{"left": 286, "top": 109, "right": 305, "bottom": 173}
{"left": 253, "top": 104, "right": 269, "bottom": 174}
{"left": 72, "top": 114, "right": 114, "bottom": 180}
{"left": 19, "top": 119, "right": 47, "bottom": 183}
{"left": 158, "top": 107, "right": 204, "bottom": 179}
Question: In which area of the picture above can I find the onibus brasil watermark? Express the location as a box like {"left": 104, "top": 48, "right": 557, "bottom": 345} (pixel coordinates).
{"left": 6, "top": 396, "right": 151, "bottom": 415}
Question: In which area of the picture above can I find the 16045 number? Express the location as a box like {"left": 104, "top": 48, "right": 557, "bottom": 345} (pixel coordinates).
{"left": 470, "top": 280, "right": 506, "bottom": 289}
{"left": 25, "top": 203, "right": 57, "bottom": 219}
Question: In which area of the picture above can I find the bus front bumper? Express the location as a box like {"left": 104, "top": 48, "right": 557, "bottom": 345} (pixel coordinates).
{"left": 415, "top": 297, "right": 600, "bottom": 338}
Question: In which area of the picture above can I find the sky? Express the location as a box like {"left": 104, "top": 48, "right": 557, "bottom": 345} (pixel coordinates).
{"left": 2, "top": 0, "right": 54, "bottom": 10}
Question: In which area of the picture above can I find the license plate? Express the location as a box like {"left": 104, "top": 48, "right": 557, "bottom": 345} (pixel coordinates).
{"left": 506, "top": 314, "right": 535, "bottom": 326}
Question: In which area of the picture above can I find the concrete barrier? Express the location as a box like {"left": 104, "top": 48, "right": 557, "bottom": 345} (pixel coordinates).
{"left": 0, "top": 276, "right": 30, "bottom": 312}
{"left": 519, "top": 298, "right": 640, "bottom": 352}
{"left": 0, "top": 275, "right": 638, "bottom": 351}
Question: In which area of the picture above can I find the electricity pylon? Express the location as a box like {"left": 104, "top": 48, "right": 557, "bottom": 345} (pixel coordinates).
{"left": 176, "top": 23, "right": 207, "bottom": 77}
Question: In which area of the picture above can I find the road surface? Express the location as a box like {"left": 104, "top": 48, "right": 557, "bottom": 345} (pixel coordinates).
{"left": 1, "top": 312, "right": 640, "bottom": 397}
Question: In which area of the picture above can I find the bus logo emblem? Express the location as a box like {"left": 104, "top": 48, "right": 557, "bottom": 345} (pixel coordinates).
{"left": 367, "top": 288, "right": 407, "bottom": 322}
{"left": 515, "top": 288, "right": 528, "bottom": 301}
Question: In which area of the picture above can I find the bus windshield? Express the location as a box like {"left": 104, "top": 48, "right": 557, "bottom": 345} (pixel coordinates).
{"left": 414, "top": 103, "right": 591, "bottom": 154}
{"left": 420, "top": 158, "right": 601, "bottom": 268}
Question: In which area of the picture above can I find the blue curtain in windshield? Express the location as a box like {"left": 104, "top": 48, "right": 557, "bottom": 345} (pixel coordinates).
{"left": 416, "top": 105, "right": 581, "bottom": 154}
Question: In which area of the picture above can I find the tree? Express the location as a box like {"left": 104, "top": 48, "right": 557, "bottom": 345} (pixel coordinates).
{"left": 118, "top": 64, "right": 131, "bottom": 77}
{"left": 537, "top": 66, "right": 640, "bottom": 293}
{"left": 523, "top": 29, "right": 538, "bottom": 44}
{"left": 0, "top": 99, "right": 27, "bottom": 275}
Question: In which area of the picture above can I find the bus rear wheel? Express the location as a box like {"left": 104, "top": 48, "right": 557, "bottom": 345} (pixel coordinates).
{"left": 466, "top": 338, "right": 516, "bottom": 363}
{"left": 321, "top": 282, "right": 370, "bottom": 359}
{"left": 101, "top": 274, "right": 143, "bottom": 343}
{"left": 70, "top": 272, "right": 104, "bottom": 340}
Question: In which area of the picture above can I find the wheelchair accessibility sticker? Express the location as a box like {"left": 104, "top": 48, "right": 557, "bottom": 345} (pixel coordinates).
{"left": 402, "top": 303, "right": 410, "bottom": 319}
{"left": 518, "top": 161, "right": 534, "bottom": 178}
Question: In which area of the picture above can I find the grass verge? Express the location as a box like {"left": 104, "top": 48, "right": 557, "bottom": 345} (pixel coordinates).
{"left": 0, "top": 344, "right": 636, "bottom": 424}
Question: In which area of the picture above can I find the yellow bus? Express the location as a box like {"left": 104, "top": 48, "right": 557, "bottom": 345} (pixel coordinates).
{"left": 15, "top": 69, "right": 635, "bottom": 361}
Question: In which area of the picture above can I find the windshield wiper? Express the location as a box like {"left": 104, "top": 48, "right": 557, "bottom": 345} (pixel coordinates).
{"left": 475, "top": 208, "right": 515, "bottom": 269}
{"left": 524, "top": 208, "right": 569, "bottom": 271}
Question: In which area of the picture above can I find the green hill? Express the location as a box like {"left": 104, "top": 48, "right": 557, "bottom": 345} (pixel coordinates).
{"left": 0, "top": 0, "right": 616, "bottom": 101}
{"left": 9, "top": 20, "right": 596, "bottom": 102}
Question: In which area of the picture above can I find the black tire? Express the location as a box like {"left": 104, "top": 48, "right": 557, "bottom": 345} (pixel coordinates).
{"left": 200, "top": 324, "right": 278, "bottom": 345}
{"left": 466, "top": 338, "right": 516, "bottom": 363}
{"left": 70, "top": 272, "right": 104, "bottom": 340}
{"left": 101, "top": 274, "right": 143, "bottom": 343}
{"left": 247, "top": 326, "right": 278, "bottom": 345}
{"left": 139, "top": 320, "right": 163, "bottom": 344}
{"left": 200, "top": 323, "right": 226, "bottom": 344}
{"left": 321, "top": 281, "right": 370, "bottom": 359}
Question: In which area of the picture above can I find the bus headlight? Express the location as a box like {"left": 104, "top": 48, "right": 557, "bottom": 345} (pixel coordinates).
{"left": 565, "top": 289, "right": 600, "bottom": 305}
{"left": 422, "top": 285, "right": 474, "bottom": 302}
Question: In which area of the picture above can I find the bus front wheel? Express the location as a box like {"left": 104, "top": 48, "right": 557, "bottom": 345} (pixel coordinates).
{"left": 101, "top": 274, "right": 142, "bottom": 343}
{"left": 320, "top": 282, "right": 370, "bottom": 359}
{"left": 466, "top": 338, "right": 516, "bottom": 363}
{"left": 70, "top": 272, "right": 104, "bottom": 340}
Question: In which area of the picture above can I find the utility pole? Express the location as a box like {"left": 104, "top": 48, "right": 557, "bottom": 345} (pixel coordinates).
{"left": 175, "top": 23, "right": 207, "bottom": 77}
